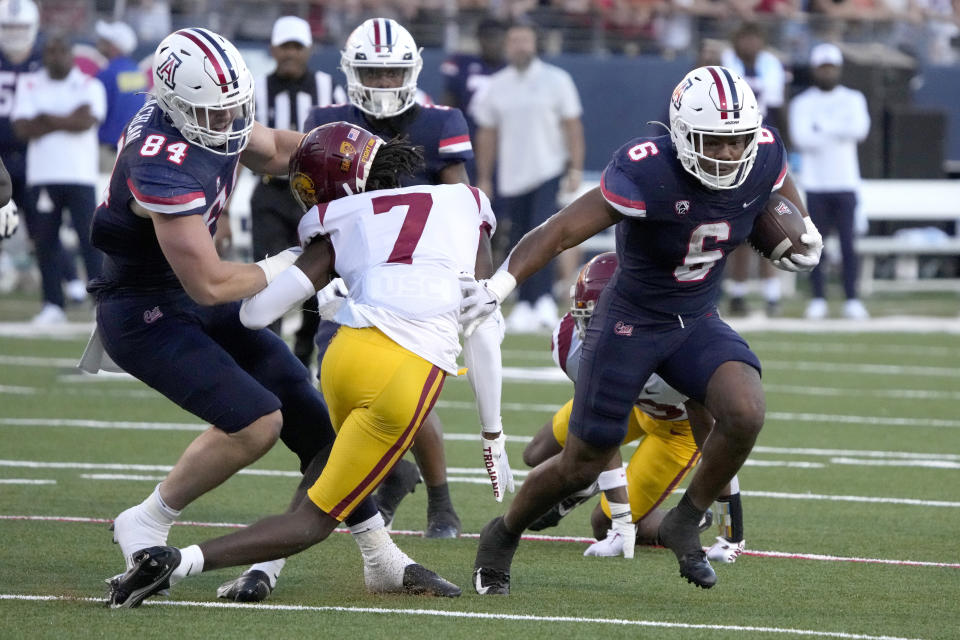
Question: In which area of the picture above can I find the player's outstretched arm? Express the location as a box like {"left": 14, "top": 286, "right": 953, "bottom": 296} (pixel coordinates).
{"left": 240, "top": 122, "right": 306, "bottom": 176}
{"left": 506, "top": 186, "right": 620, "bottom": 286}
{"left": 239, "top": 235, "right": 333, "bottom": 329}
{"left": 460, "top": 187, "right": 621, "bottom": 335}
{"left": 462, "top": 229, "right": 513, "bottom": 501}
{"left": 146, "top": 204, "right": 277, "bottom": 305}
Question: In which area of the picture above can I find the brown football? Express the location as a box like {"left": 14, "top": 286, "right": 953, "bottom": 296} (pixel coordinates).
{"left": 747, "top": 194, "right": 807, "bottom": 261}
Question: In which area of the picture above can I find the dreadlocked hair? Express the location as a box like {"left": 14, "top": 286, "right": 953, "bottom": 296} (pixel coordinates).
{"left": 366, "top": 136, "right": 425, "bottom": 191}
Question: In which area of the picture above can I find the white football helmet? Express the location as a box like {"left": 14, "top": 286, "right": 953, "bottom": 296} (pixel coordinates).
{"left": 152, "top": 28, "right": 254, "bottom": 155}
{"left": 0, "top": 0, "right": 39, "bottom": 58}
{"left": 341, "top": 18, "right": 422, "bottom": 119}
{"left": 669, "top": 66, "right": 762, "bottom": 190}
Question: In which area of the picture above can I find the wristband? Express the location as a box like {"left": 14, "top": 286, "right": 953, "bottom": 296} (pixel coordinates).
{"left": 486, "top": 270, "right": 516, "bottom": 303}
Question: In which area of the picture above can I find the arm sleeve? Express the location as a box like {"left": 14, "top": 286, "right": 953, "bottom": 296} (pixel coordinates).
{"left": 463, "top": 309, "right": 505, "bottom": 433}
{"left": 238, "top": 265, "right": 316, "bottom": 329}
{"left": 437, "top": 108, "right": 473, "bottom": 160}
{"left": 127, "top": 163, "right": 208, "bottom": 215}
{"left": 599, "top": 155, "right": 648, "bottom": 218}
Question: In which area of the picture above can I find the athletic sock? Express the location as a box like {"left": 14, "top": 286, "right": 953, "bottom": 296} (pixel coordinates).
{"left": 169, "top": 544, "right": 204, "bottom": 586}
{"left": 426, "top": 483, "right": 454, "bottom": 515}
{"left": 247, "top": 558, "right": 286, "bottom": 588}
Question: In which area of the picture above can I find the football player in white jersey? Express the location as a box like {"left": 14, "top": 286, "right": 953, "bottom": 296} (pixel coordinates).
{"left": 106, "top": 122, "right": 511, "bottom": 608}
{"left": 524, "top": 253, "right": 746, "bottom": 563}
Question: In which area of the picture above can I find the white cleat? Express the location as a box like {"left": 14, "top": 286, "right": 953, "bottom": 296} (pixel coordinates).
{"left": 706, "top": 536, "right": 746, "bottom": 564}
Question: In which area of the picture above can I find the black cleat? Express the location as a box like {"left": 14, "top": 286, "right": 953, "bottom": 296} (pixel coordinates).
{"left": 106, "top": 546, "right": 180, "bottom": 608}
{"left": 401, "top": 564, "right": 462, "bottom": 597}
{"left": 473, "top": 567, "right": 510, "bottom": 595}
{"left": 699, "top": 508, "right": 713, "bottom": 533}
{"left": 425, "top": 508, "right": 461, "bottom": 539}
{"left": 375, "top": 459, "right": 422, "bottom": 528}
{"left": 216, "top": 569, "right": 273, "bottom": 603}
{"left": 659, "top": 507, "right": 716, "bottom": 589}
{"left": 473, "top": 517, "right": 520, "bottom": 595}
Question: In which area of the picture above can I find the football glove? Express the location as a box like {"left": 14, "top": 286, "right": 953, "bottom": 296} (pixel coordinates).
{"left": 460, "top": 271, "right": 516, "bottom": 337}
{"left": 316, "top": 277, "right": 348, "bottom": 320}
{"left": 0, "top": 200, "right": 19, "bottom": 239}
{"left": 481, "top": 432, "right": 515, "bottom": 502}
{"left": 583, "top": 519, "right": 636, "bottom": 559}
{"left": 772, "top": 217, "right": 823, "bottom": 273}
{"left": 255, "top": 247, "right": 303, "bottom": 284}
{"left": 706, "top": 536, "right": 746, "bottom": 564}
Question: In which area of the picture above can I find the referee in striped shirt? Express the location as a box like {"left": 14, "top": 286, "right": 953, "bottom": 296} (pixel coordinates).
{"left": 251, "top": 16, "right": 344, "bottom": 366}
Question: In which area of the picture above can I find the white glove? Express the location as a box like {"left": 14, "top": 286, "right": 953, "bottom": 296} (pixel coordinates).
{"left": 0, "top": 200, "right": 19, "bottom": 239}
{"left": 316, "top": 277, "right": 348, "bottom": 320}
{"left": 583, "top": 520, "right": 636, "bottom": 559}
{"left": 460, "top": 270, "right": 516, "bottom": 337}
{"left": 255, "top": 247, "right": 303, "bottom": 284}
{"left": 481, "top": 432, "right": 515, "bottom": 502}
{"left": 773, "top": 217, "right": 823, "bottom": 273}
{"left": 706, "top": 536, "right": 746, "bottom": 564}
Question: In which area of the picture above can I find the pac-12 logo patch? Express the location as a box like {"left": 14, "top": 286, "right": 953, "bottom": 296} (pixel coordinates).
{"left": 156, "top": 52, "right": 182, "bottom": 90}
{"left": 675, "top": 200, "right": 690, "bottom": 217}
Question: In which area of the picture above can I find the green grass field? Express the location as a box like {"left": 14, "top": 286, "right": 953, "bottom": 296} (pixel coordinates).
{"left": 1, "top": 319, "right": 959, "bottom": 639}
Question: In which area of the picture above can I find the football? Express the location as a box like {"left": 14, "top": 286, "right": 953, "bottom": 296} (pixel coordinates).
{"left": 747, "top": 193, "right": 807, "bottom": 261}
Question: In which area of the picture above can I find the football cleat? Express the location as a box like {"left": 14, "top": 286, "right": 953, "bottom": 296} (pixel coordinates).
{"left": 706, "top": 537, "right": 746, "bottom": 564}
{"left": 528, "top": 481, "right": 600, "bottom": 531}
{"left": 658, "top": 507, "right": 717, "bottom": 589}
{"left": 473, "top": 568, "right": 510, "bottom": 595}
{"left": 106, "top": 546, "right": 181, "bottom": 608}
{"left": 216, "top": 569, "right": 273, "bottom": 603}
{"left": 698, "top": 508, "right": 713, "bottom": 533}
{"left": 424, "top": 508, "right": 461, "bottom": 539}
{"left": 374, "top": 459, "right": 422, "bottom": 528}
{"left": 401, "top": 564, "right": 462, "bottom": 597}
{"left": 473, "top": 517, "right": 520, "bottom": 595}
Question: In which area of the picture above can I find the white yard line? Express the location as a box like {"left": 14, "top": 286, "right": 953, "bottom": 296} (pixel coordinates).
{"left": 0, "top": 594, "right": 931, "bottom": 639}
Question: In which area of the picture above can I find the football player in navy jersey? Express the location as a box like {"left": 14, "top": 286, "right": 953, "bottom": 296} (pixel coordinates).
{"left": 463, "top": 65, "right": 824, "bottom": 593}
{"left": 299, "top": 17, "right": 478, "bottom": 541}
{"left": 88, "top": 27, "right": 451, "bottom": 605}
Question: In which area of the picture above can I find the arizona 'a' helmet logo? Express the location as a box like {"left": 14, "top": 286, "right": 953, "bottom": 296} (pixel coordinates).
{"left": 156, "top": 52, "right": 182, "bottom": 89}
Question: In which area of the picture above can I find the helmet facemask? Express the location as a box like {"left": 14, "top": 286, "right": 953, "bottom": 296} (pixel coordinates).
{"left": 341, "top": 18, "right": 423, "bottom": 119}
{"left": 669, "top": 66, "right": 762, "bottom": 190}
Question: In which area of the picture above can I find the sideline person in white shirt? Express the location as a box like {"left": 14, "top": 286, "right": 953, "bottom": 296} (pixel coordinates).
{"left": 12, "top": 34, "right": 106, "bottom": 324}
{"left": 789, "top": 43, "right": 871, "bottom": 320}
{"left": 471, "top": 20, "right": 585, "bottom": 333}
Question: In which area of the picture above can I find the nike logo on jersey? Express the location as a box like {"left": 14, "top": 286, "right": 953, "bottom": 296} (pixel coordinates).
{"left": 743, "top": 195, "right": 761, "bottom": 208}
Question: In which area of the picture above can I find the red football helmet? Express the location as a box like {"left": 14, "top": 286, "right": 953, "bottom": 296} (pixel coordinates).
{"left": 289, "top": 121, "right": 384, "bottom": 211}
{"left": 571, "top": 252, "right": 618, "bottom": 337}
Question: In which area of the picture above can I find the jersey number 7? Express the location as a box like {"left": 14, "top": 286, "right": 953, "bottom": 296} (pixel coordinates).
{"left": 372, "top": 193, "right": 433, "bottom": 264}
